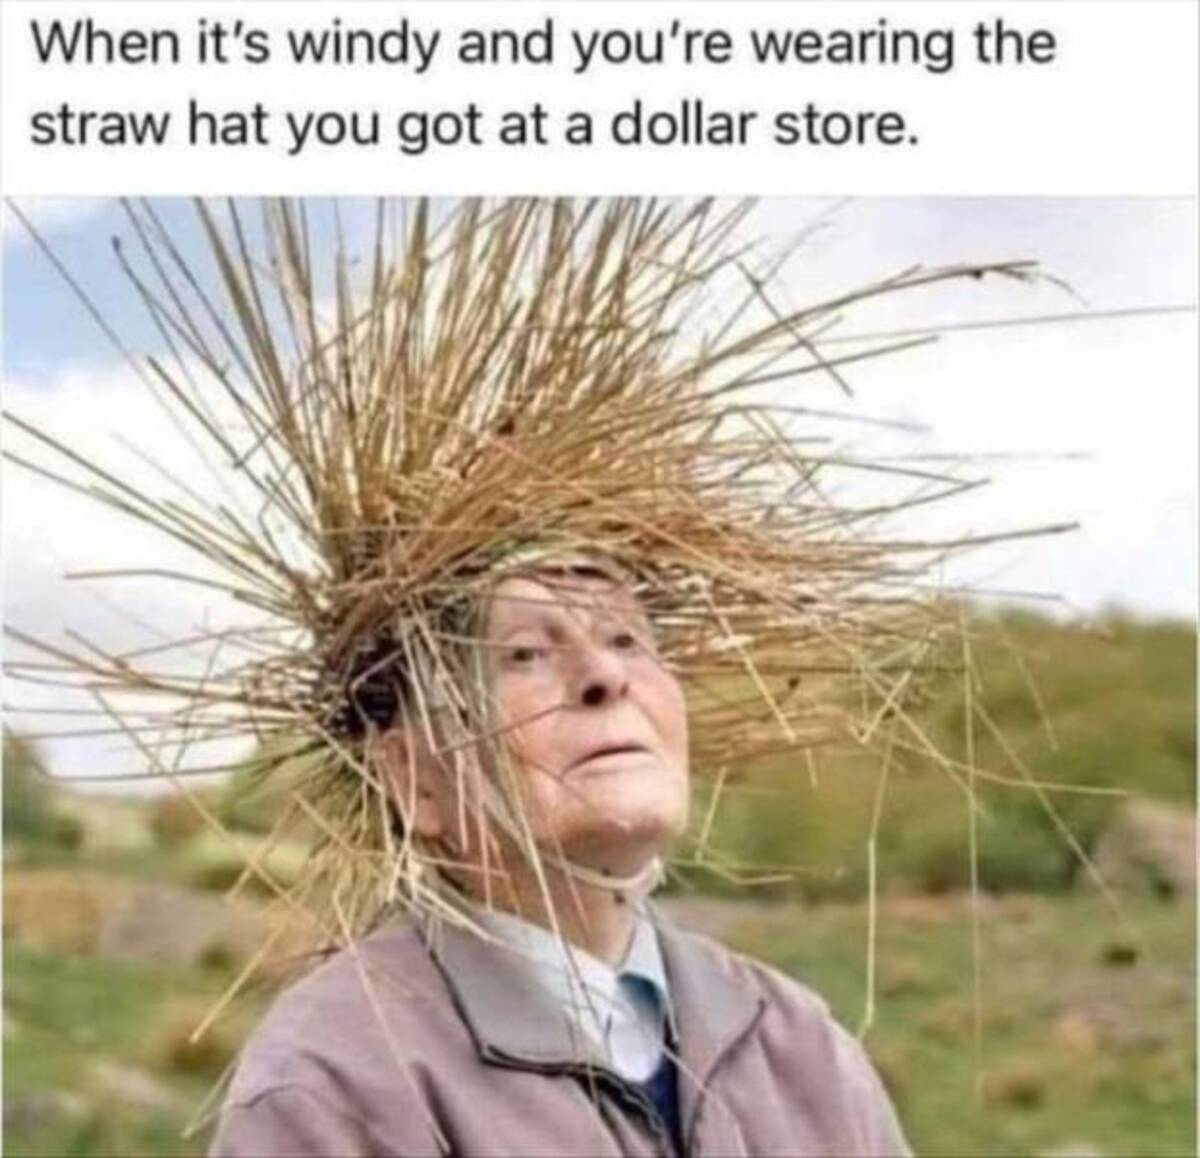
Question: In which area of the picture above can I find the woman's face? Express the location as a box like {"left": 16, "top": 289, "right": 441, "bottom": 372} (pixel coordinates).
{"left": 482, "top": 571, "right": 690, "bottom": 877}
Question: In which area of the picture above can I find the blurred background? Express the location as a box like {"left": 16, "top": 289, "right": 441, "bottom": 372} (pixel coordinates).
{"left": 3, "top": 198, "right": 1196, "bottom": 1156}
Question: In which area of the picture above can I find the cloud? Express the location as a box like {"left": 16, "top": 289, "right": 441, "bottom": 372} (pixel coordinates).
{"left": 4, "top": 359, "right": 280, "bottom": 786}
{"left": 3, "top": 199, "right": 1195, "bottom": 786}
{"left": 2, "top": 198, "right": 109, "bottom": 251}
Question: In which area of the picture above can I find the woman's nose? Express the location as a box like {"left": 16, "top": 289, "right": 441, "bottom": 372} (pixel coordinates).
{"left": 573, "top": 643, "right": 629, "bottom": 708}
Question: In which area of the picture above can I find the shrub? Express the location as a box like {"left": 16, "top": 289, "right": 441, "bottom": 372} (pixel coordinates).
{"left": 47, "top": 812, "right": 85, "bottom": 852}
{"left": 147, "top": 794, "right": 206, "bottom": 848}
{"left": 182, "top": 830, "right": 305, "bottom": 899}
{"left": 3, "top": 732, "right": 57, "bottom": 845}
{"left": 197, "top": 939, "right": 241, "bottom": 973}
{"left": 217, "top": 741, "right": 319, "bottom": 837}
{"left": 146, "top": 1000, "right": 244, "bottom": 1079}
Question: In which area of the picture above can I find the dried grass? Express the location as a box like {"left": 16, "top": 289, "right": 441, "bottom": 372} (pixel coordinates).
{"left": 4, "top": 196, "right": 1077, "bottom": 964}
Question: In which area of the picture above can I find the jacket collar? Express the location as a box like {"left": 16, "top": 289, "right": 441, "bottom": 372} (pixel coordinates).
{"left": 426, "top": 906, "right": 607, "bottom": 1068}
{"left": 470, "top": 905, "right": 675, "bottom": 1050}
{"left": 425, "top": 904, "right": 763, "bottom": 1082}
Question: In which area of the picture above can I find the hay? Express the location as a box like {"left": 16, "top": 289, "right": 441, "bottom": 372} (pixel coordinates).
{"left": 4, "top": 197, "right": 1068, "bottom": 949}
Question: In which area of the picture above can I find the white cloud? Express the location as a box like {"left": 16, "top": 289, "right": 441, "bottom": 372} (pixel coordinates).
{"left": 749, "top": 198, "right": 1198, "bottom": 619}
{"left": 4, "top": 359, "right": 283, "bottom": 786}
{"left": 2, "top": 198, "right": 109, "bottom": 251}
{"left": 3, "top": 199, "right": 1196, "bottom": 787}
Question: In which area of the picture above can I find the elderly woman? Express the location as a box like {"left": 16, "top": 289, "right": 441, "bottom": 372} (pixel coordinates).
{"left": 212, "top": 565, "right": 909, "bottom": 1157}
{"left": 12, "top": 198, "right": 1005, "bottom": 1157}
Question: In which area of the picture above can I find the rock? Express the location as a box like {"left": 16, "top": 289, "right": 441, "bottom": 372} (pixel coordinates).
{"left": 1090, "top": 798, "right": 1195, "bottom": 898}
{"left": 1037, "top": 1144, "right": 1106, "bottom": 1158}
{"left": 6, "top": 865, "right": 313, "bottom": 978}
{"left": 94, "top": 878, "right": 314, "bottom": 981}
{"left": 98, "top": 882, "right": 261, "bottom": 967}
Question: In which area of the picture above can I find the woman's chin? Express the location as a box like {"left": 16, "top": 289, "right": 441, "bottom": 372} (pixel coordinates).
{"left": 554, "top": 799, "right": 688, "bottom": 879}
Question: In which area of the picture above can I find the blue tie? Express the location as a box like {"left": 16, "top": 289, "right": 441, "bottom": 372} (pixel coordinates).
{"left": 618, "top": 973, "right": 682, "bottom": 1152}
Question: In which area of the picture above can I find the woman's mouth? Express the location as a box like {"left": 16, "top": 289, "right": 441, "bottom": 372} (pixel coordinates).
{"left": 569, "top": 742, "right": 651, "bottom": 773}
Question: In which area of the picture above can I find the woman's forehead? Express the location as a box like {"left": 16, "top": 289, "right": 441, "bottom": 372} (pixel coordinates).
{"left": 484, "top": 572, "right": 645, "bottom": 633}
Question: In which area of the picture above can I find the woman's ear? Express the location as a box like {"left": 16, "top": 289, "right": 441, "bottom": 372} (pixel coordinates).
{"left": 375, "top": 727, "right": 446, "bottom": 841}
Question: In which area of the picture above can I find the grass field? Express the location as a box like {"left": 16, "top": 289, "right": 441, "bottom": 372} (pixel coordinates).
{"left": 721, "top": 894, "right": 1195, "bottom": 1157}
{"left": 4, "top": 880, "right": 1194, "bottom": 1157}
{"left": 4, "top": 610, "right": 1194, "bottom": 1154}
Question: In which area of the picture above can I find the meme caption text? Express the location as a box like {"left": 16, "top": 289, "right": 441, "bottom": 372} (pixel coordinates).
{"left": 26, "top": 12, "right": 1060, "bottom": 157}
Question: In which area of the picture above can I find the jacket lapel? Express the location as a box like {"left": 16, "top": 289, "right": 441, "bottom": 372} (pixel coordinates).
{"left": 654, "top": 917, "right": 765, "bottom": 1157}
{"left": 426, "top": 913, "right": 609, "bottom": 1069}
{"left": 425, "top": 906, "right": 765, "bottom": 1156}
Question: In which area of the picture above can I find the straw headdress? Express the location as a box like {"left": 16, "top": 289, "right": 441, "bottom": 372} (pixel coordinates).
{"left": 6, "top": 198, "right": 1053, "bottom": 942}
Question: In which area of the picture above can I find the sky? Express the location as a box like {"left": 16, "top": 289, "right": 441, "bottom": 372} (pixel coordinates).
{"left": 2, "top": 197, "right": 1196, "bottom": 783}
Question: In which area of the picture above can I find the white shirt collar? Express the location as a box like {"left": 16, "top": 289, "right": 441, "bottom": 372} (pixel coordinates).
{"left": 473, "top": 905, "right": 672, "bottom": 1081}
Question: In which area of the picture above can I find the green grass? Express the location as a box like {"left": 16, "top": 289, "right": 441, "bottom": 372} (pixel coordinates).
{"left": 727, "top": 894, "right": 1196, "bottom": 1157}
{"left": 4, "top": 894, "right": 1192, "bottom": 1157}
{"left": 3, "top": 944, "right": 268, "bottom": 1158}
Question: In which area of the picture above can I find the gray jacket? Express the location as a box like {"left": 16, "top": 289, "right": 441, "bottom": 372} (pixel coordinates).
{"left": 211, "top": 913, "right": 910, "bottom": 1157}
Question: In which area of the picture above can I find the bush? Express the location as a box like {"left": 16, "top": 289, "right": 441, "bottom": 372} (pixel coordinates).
{"left": 47, "top": 812, "right": 86, "bottom": 852}
{"left": 147, "top": 793, "right": 206, "bottom": 848}
{"left": 181, "top": 830, "right": 305, "bottom": 899}
{"left": 187, "top": 857, "right": 250, "bottom": 896}
{"left": 197, "top": 938, "right": 241, "bottom": 973}
{"left": 218, "top": 741, "right": 314, "bottom": 836}
{"left": 883, "top": 798, "right": 1076, "bottom": 895}
{"left": 3, "top": 733, "right": 60, "bottom": 846}
{"left": 146, "top": 1000, "right": 244, "bottom": 1079}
